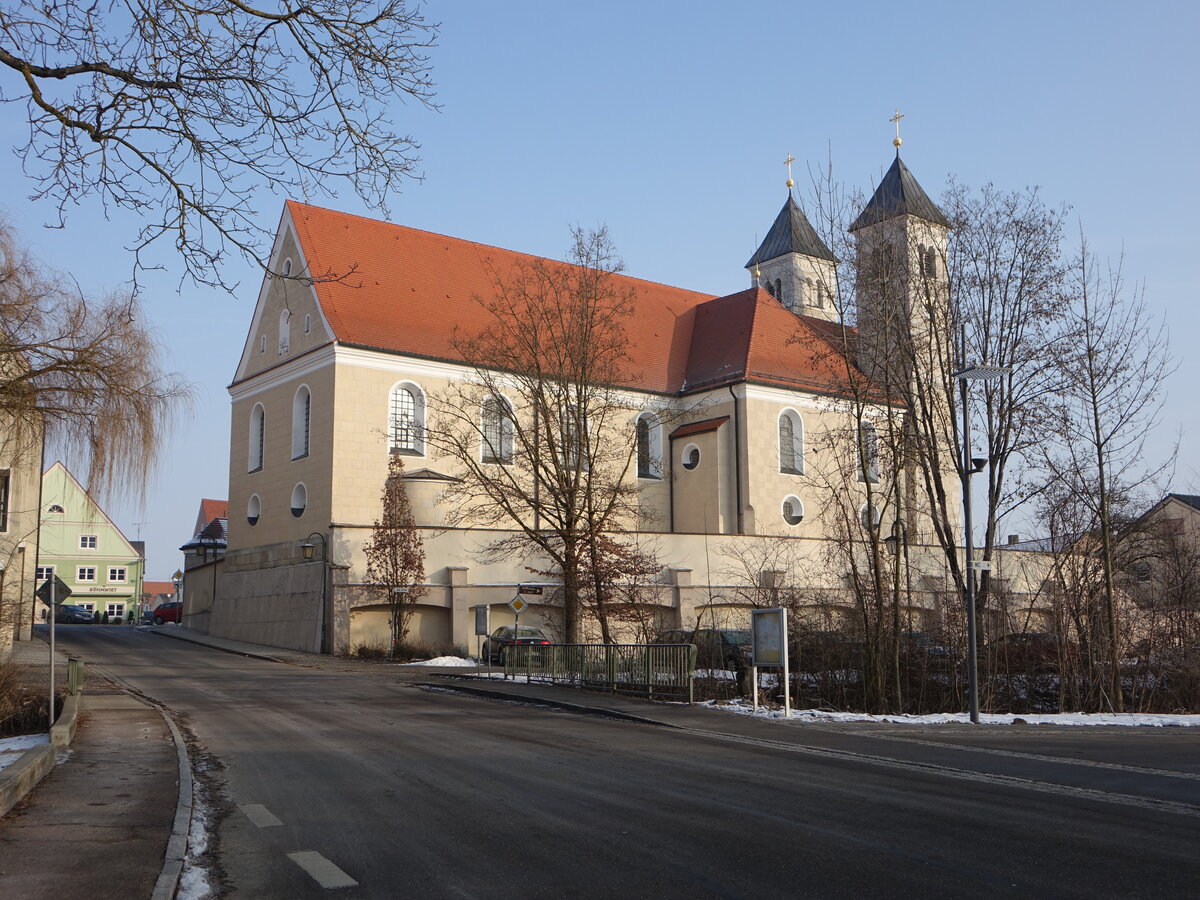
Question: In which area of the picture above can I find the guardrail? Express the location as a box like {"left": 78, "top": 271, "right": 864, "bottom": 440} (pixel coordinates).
{"left": 503, "top": 643, "right": 697, "bottom": 703}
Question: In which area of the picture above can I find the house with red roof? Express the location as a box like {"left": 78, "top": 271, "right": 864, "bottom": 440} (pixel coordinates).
{"left": 211, "top": 150, "right": 973, "bottom": 654}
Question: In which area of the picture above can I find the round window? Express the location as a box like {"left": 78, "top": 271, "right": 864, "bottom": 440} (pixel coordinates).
{"left": 290, "top": 483, "right": 307, "bottom": 518}
{"left": 682, "top": 444, "right": 700, "bottom": 470}
{"left": 782, "top": 496, "right": 804, "bottom": 526}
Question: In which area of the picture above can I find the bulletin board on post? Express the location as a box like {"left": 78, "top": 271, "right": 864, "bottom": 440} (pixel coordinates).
{"left": 750, "top": 607, "right": 790, "bottom": 716}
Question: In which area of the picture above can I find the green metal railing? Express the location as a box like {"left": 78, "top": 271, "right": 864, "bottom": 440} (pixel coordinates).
{"left": 503, "top": 643, "right": 697, "bottom": 703}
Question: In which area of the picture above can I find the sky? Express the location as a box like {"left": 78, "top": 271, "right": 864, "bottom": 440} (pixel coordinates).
{"left": 0, "top": 1, "right": 1196, "bottom": 579}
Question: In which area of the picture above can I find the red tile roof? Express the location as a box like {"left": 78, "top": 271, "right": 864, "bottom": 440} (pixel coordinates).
{"left": 142, "top": 581, "right": 176, "bottom": 597}
{"left": 194, "top": 499, "right": 228, "bottom": 538}
{"left": 285, "top": 202, "right": 860, "bottom": 396}
{"left": 670, "top": 416, "right": 730, "bottom": 439}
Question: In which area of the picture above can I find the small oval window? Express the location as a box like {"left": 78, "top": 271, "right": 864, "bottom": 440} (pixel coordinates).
{"left": 290, "top": 483, "right": 307, "bottom": 518}
{"left": 682, "top": 445, "right": 700, "bottom": 471}
{"left": 782, "top": 496, "right": 804, "bottom": 526}
{"left": 247, "top": 494, "right": 261, "bottom": 526}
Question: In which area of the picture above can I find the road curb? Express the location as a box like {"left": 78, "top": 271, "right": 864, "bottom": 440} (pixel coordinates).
{"left": 151, "top": 707, "right": 194, "bottom": 900}
{"left": 417, "top": 679, "right": 677, "bottom": 728}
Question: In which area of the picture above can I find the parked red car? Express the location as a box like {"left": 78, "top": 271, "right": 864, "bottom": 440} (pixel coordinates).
{"left": 152, "top": 601, "right": 183, "bottom": 625}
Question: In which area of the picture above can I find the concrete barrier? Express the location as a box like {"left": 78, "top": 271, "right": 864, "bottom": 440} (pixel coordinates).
{"left": 0, "top": 691, "right": 81, "bottom": 815}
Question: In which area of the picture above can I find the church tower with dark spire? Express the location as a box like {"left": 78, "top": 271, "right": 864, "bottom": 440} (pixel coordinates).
{"left": 746, "top": 183, "right": 839, "bottom": 322}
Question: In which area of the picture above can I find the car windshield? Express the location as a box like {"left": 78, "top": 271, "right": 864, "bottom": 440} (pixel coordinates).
{"left": 514, "top": 627, "right": 544, "bottom": 638}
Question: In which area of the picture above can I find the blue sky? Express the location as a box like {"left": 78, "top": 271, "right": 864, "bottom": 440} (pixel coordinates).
{"left": 1, "top": 1, "right": 1195, "bottom": 578}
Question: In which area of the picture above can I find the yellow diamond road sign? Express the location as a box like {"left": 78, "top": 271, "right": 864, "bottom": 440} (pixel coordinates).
{"left": 509, "top": 596, "right": 528, "bottom": 615}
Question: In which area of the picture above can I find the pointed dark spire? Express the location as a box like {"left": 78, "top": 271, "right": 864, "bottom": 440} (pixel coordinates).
{"left": 745, "top": 194, "right": 836, "bottom": 267}
{"left": 849, "top": 155, "right": 950, "bottom": 232}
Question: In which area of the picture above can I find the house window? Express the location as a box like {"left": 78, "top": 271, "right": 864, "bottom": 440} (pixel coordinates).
{"left": 290, "top": 483, "right": 308, "bottom": 518}
{"left": 79, "top": 534, "right": 98, "bottom": 550}
{"left": 35, "top": 566, "right": 54, "bottom": 582}
{"left": 782, "top": 496, "right": 805, "bottom": 526}
{"left": 248, "top": 403, "right": 265, "bottom": 472}
{"left": 923, "top": 247, "right": 937, "bottom": 278}
{"left": 858, "top": 422, "right": 880, "bottom": 483}
{"left": 481, "top": 396, "right": 514, "bottom": 464}
{"left": 278, "top": 309, "right": 291, "bottom": 355}
{"left": 388, "top": 383, "right": 424, "bottom": 455}
{"left": 292, "top": 385, "right": 311, "bottom": 459}
{"left": 636, "top": 413, "right": 663, "bottom": 479}
{"left": 247, "top": 494, "right": 261, "bottom": 526}
{"left": 681, "top": 444, "right": 700, "bottom": 471}
{"left": 778, "top": 410, "right": 804, "bottom": 475}
{"left": 861, "top": 503, "right": 881, "bottom": 529}
{"left": 106, "top": 602, "right": 125, "bottom": 621}
{"left": 0, "top": 469, "right": 9, "bottom": 532}
{"left": 108, "top": 567, "right": 127, "bottom": 583}
{"left": 76, "top": 566, "right": 96, "bottom": 582}
{"left": 562, "top": 412, "right": 587, "bottom": 470}
{"left": 46, "top": 504, "right": 64, "bottom": 514}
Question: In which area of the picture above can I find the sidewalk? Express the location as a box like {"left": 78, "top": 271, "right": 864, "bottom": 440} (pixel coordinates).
{"left": 0, "top": 637, "right": 179, "bottom": 900}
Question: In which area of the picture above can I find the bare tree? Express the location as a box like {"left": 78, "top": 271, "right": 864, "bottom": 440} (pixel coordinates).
{"left": 363, "top": 452, "right": 426, "bottom": 656}
{"left": 429, "top": 227, "right": 652, "bottom": 644}
{"left": 0, "top": 215, "right": 188, "bottom": 495}
{"left": 1040, "top": 235, "right": 1174, "bottom": 710}
{"left": 0, "top": 1, "right": 438, "bottom": 289}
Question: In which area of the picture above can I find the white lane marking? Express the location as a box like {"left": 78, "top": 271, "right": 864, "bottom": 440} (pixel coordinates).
{"left": 288, "top": 851, "right": 359, "bottom": 889}
{"left": 239, "top": 803, "right": 283, "bottom": 828}
{"left": 685, "top": 728, "right": 1200, "bottom": 819}
{"left": 852, "top": 731, "right": 1200, "bottom": 782}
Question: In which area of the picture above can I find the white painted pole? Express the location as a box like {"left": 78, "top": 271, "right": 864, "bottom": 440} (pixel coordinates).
{"left": 48, "top": 579, "right": 55, "bottom": 732}
{"left": 782, "top": 608, "right": 791, "bottom": 718}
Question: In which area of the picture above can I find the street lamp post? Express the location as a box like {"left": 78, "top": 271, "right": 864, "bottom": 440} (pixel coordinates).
{"left": 300, "top": 532, "right": 329, "bottom": 653}
{"left": 952, "top": 346, "right": 1010, "bottom": 725}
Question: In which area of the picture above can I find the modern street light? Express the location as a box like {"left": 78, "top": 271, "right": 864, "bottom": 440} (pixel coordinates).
{"left": 301, "top": 532, "right": 329, "bottom": 653}
{"left": 951, "top": 356, "right": 1010, "bottom": 724}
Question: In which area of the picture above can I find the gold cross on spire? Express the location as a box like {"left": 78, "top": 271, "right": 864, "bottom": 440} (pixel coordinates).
{"left": 784, "top": 153, "right": 796, "bottom": 189}
{"left": 890, "top": 109, "right": 905, "bottom": 149}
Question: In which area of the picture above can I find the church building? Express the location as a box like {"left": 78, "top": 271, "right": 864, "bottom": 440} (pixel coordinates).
{"left": 200, "top": 147, "right": 1035, "bottom": 655}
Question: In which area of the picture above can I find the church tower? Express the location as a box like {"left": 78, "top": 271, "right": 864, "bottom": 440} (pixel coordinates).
{"left": 849, "top": 125, "right": 959, "bottom": 543}
{"left": 746, "top": 168, "right": 838, "bottom": 322}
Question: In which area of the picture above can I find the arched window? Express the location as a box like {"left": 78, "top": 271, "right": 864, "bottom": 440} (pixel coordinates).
{"left": 924, "top": 247, "right": 937, "bottom": 278}
{"left": 290, "top": 483, "right": 307, "bottom": 518}
{"left": 481, "top": 396, "right": 514, "bottom": 464}
{"left": 282, "top": 258, "right": 293, "bottom": 277}
{"left": 782, "top": 496, "right": 804, "bottom": 526}
{"left": 278, "top": 309, "right": 291, "bottom": 355}
{"left": 388, "top": 383, "right": 425, "bottom": 455}
{"left": 46, "top": 504, "right": 64, "bottom": 514}
{"left": 292, "top": 385, "right": 311, "bottom": 460}
{"left": 248, "top": 403, "right": 265, "bottom": 472}
{"left": 778, "top": 410, "right": 804, "bottom": 475}
{"left": 636, "top": 413, "right": 663, "bottom": 479}
{"left": 304, "top": 314, "right": 312, "bottom": 334}
{"left": 775, "top": 278, "right": 784, "bottom": 307}
{"left": 858, "top": 422, "right": 879, "bottom": 483}
{"left": 247, "top": 494, "right": 261, "bottom": 526}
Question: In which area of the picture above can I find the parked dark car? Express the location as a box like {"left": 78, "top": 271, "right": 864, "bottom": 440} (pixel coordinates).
{"left": 899, "top": 631, "right": 956, "bottom": 672}
{"left": 793, "top": 630, "right": 865, "bottom": 673}
{"left": 983, "top": 632, "right": 1075, "bottom": 673}
{"left": 480, "top": 626, "right": 551, "bottom": 665}
{"left": 653, "top": 628, "right": 752, "bottom": 671}
{"left": 152, "top": 601, "right": 184, "bottom": 625}
{"left": 55, "top": 604, "right": 94, "bottom": 624}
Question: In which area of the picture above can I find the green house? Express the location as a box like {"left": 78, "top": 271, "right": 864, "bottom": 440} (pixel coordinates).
{"left": 36, "top": 462, "right": 144, "bottom": 622}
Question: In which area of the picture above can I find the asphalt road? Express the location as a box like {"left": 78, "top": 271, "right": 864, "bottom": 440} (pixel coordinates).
{"left": 52, "top": 627, "right": 1200, "bottom": 899}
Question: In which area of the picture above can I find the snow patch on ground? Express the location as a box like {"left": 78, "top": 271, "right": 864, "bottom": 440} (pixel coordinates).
{"left": 177, "top": 760, "right": 215, "bottom": 899}
{"left": 707, "top": 700, "right": 1200, "bottom": 727}
{"left": 0, "top": 733, "right": 48, "bottom": 771}
{"left": 394, "top": 656, "right": 477, "bottom": 667}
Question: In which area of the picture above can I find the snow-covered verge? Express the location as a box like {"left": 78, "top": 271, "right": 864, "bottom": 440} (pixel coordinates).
{"left": 0, "top": 733, "right": 48, "bottom": 772}
{"left": 706, "top": 700, "right": 1200, "bottom": 727}
{"left": 394, "top": 656, "right": 478, "bottom": 667}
